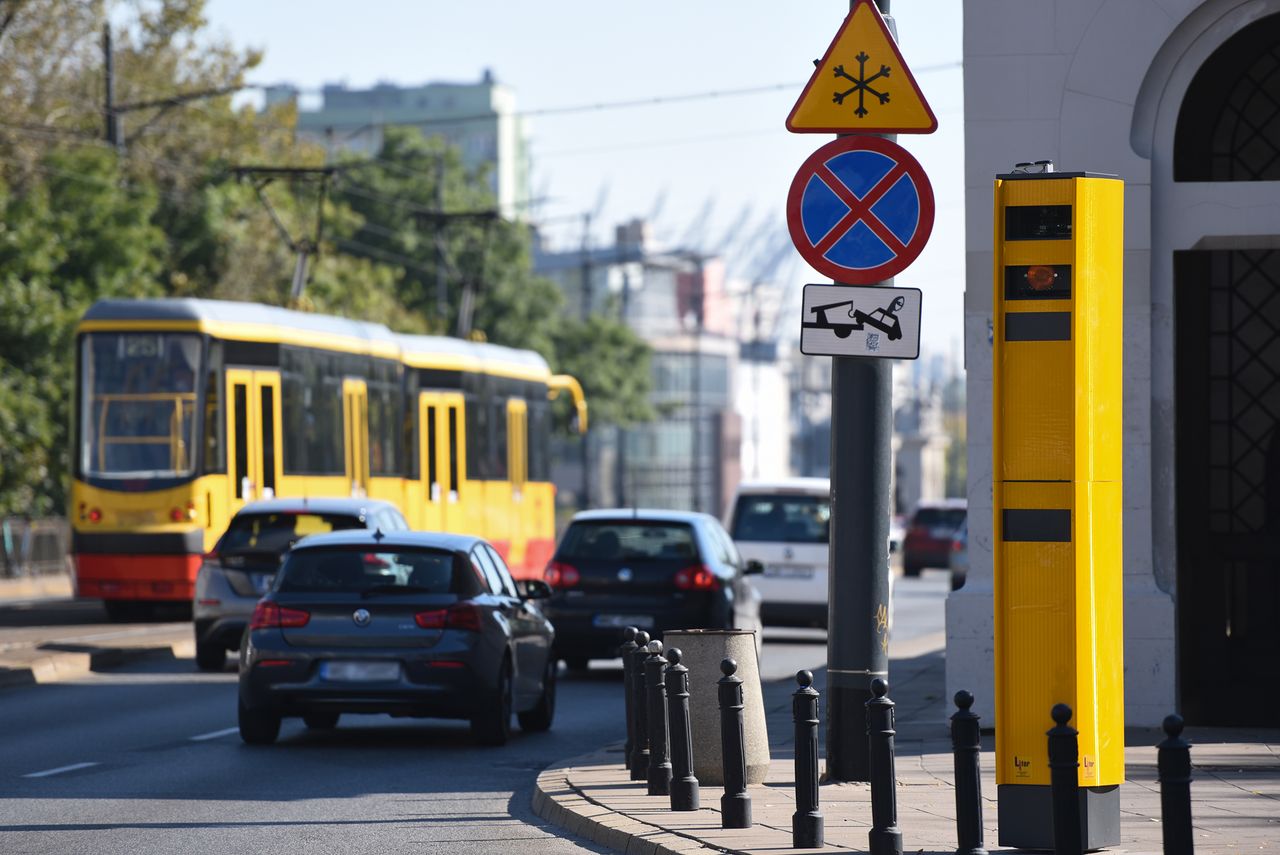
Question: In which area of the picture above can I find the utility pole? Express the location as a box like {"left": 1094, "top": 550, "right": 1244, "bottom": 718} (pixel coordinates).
{"left": 578, "top": 212, "right": 593, "bottom": 510}
{"left": 825, "top": 0, "right": 896, "bottom": 783}
{"left": 436, "top": 154, "right": 448, "bottom": 320}
{"left": 103, "top": 24, "right": 123, "bottom": 156}
{"left": 101, "top": 20, "right": 242, "bottom": 158}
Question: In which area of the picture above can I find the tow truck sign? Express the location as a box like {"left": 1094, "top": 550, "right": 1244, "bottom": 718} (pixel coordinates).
{"left": 799, "top": 283, "right": 922, "bottom": 360}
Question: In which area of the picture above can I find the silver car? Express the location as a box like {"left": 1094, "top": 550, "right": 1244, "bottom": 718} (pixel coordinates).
{"left": 193, "top": 498, "right": 409, "bottom": 671}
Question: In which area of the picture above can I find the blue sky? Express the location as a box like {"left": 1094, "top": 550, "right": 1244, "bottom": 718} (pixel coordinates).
{"left": 203, "top": 1, "right": 965, "bottom": 356}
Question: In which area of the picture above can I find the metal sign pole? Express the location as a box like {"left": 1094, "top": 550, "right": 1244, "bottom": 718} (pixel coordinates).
{"left": 825, "top": 0, "right": 895, "bottom": 784}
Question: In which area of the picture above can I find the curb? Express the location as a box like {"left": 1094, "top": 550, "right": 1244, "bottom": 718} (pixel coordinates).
{"left": 533, "top": 746, "right": 731, "bottom": 855}
{"left": 0, "top": 636, "right": 194, "bottom": 689}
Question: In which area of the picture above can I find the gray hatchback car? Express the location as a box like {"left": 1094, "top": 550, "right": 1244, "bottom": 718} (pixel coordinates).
{"left": 237, "top": 529, "right": 556, "bottom": 746}
{"left": 193, "top": 498, "right": 409, "bottom": 672}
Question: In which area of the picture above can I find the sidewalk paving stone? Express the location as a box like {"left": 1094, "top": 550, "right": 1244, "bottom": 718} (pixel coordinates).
{"left": 535, "top": 636, "right": 1280, "bottom": 854}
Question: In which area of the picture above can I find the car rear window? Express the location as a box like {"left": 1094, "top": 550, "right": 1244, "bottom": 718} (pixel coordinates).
{"left": 912, "top": 508, "right": 966, "bottom": 528}
{"left": 218, "top": 512, "right": 365, "bottom": 555}
{"left": 730, "top": 495, "right": 830, "bottom": 544}
{"left": 558, "top": 521, "right": 699, "bottom": 562}
{"left": 277, "top": 547, "right": 482, "bottom": 595}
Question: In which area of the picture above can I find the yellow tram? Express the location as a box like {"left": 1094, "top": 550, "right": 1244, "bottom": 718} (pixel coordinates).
{"left": 71, "top": 298, "right": 586, "bottom": 616}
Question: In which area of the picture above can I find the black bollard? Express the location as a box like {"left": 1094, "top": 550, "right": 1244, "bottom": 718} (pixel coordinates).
{"left": 629, "top": 630, "right": 651, "bottom": 781}
{"left": 950, "top": 690, "right": 987, "bottom": 855}
{"left": 1157, "top": 714, "right": 1194, "bottom": 855}
{"left": 664, "top": 647, "right": 700, "bottom": 811}
{"left": 644, "top": 640, "right": 673, "bottom": 796}
{"left": 867, "top": 678, "right": 903, "bottom": 855}
{"left": 619, "top": 627, "right": 639, "bottom": 772}
{"left": 792, "top": 670, "right": 824, "bottom": 848}
{"left": 1047, "top": 703, "right": 1083, "bottom": 855}
{"left": 718, "top": 658, "right": 752, "bottom": 829}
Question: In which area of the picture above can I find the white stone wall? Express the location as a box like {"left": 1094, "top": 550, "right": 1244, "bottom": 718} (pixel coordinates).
{"left": 946, "top": 0, "right": 1257, "bottom": 727}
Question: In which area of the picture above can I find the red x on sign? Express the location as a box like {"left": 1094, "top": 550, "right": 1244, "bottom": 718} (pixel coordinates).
{"left": 786, "top": 136, "right": 934, "bottom": 284}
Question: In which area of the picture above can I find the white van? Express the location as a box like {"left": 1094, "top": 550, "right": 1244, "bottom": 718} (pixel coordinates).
{"left": 726, "top": 478, "right": 831, "bottom": 628}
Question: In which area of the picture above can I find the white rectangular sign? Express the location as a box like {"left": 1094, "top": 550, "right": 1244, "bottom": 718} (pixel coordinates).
{"left": 799, "top": 284, "right": 922, "bottom": 359}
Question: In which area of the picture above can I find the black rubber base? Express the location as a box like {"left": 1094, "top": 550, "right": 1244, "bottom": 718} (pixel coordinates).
{"left": 792, "top": 811, "right": 823, "bottom": 848}
{"left": 997, "top": 784, "right": 1120, "bottom": 850}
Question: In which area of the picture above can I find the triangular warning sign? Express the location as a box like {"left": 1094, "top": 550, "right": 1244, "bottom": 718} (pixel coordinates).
{"left": 786, "top": 0, "right": 938, "bottom": 135}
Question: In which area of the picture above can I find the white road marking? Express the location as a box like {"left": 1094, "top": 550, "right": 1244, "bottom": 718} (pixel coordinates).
{"left": 23, "top": 762, "right": 100, "bottom": 778}
{"left": 189, "top": 727, "right": 239, "bottom": 742}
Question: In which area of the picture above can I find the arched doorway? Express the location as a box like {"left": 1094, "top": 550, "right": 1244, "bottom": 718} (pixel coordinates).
{"left": 1174, "top": 13, "right": 1280, "bottom": 725}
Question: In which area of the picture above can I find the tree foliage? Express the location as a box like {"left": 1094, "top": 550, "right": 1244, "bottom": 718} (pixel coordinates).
{"left": 0, "top": 0, "right": 651, "bottom": 516}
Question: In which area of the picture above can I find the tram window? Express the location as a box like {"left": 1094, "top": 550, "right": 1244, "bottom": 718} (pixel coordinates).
{"left": 280, "top": 346, "right": 344, "bottom": 475}
{"left": 202, "top": 343, "right": 224, "bottom": 474}
{"left": 528, "top": 400, "right": 550, "bottom": 482}
{"left": 427, "top": 406, "right": 438, "bottom": 489}
{"left": 368, "top": 370, "right": 400, "bottom": 477}
{"left": 448, "top": 407, "right": 459, "bottom": 492}
{"left": 233, "top": 384, "right": 248, "bottom": 499}
{"left": 405, "top": 375, "right": 419, "bottom": 481}
{"left": 260, "top": 385, "right": 276, "bottom": 494}
{"left": 466, "top": 397, "right": 488, "bottom": 479}
{"left": 492, "top": 401, "right": 508, "bottom": 480}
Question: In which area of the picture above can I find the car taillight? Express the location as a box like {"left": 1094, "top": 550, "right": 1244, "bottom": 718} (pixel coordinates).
{"left": 674, "top": 564, "right": 720, "bottom": 591}
{"left": 414, "top": 604, "right": 482, "bottom": 632}
{"left": 952, "top": 539, "right": 964, "bottom": 552}
{"left": 249, "top": 601, "right": 310, "bottom": 630}
{"left": 544, "top": 561, "right": 580, "bottom": 589}
{"left": 87, "top": 507, "right": 102, "bottom": 524}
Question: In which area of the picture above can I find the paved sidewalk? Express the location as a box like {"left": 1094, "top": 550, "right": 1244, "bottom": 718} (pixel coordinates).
{"left": 0, "top": 583, "right": 193, "bottom": 688}
{"left": 534, "top": 632, "right": 1280, "bottom": 854}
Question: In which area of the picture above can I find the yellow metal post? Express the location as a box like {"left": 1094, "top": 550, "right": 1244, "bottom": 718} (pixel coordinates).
{"left": 991, "top": 165, "right": 1124, "bottom": 850}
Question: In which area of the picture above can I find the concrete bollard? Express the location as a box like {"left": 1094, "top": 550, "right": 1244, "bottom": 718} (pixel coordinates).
{"left": 663, "top": 628, "right": 769, "bottom": 785}
{"left": 644, "top": 640, "right": 672, "bottom": 796}
{"left": 1047, "top": 703, "right": 1083, "bottom": 855}
{"left": 664, "top": 647, "right": 700, "bottom": 811}
{"left": 950, "top": 690, "right": 988, "bottom": 855}
{"left": 619, "top": 626, "right": 639, "bottom": 771}
{"left": 629, "top": 630, "right": 650, "bottom": 780}
{"left": 718, "top": 658, "right": 752, "bottom": 829}
{"left": 792, "top": 670, "right": 823, "bottom": 849}
{"left": 1157, "top": 714, "right": 1194, "bottom": 855}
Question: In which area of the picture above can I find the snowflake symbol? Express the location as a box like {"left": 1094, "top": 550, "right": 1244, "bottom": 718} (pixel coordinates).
{"left": 832, "top": 52, "right": 891, "bottom": 118}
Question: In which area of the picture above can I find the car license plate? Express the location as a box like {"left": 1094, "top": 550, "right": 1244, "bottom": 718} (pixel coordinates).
{"left": 765, "top": 564, "right": 814, "bottom": 579}
{"left": 592, "top": 614, "right": 654, "bottom": 630}
{"left": 320, "top": 661, "right": 401, "bottom": 682}
{"left": 251, "top": 573, "right": 274, "bottom": 594}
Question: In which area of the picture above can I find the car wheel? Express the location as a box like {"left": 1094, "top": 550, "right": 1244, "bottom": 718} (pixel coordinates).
{"left": 238, "top": 699, "right": 281, "bottom": 745}
{"left": 195, "top": 641, "right": 226, "bottom": 672}
{"left": 518, "top": 656, "right": 556, "bottom": 733}
{"left": 303, "top": 712, "right": 340, "bottom": 730}
{"left": 471, "top": 660, "right": 513, "bottom": 746}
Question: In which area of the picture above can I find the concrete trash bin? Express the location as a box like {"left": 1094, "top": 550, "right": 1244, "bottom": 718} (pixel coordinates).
{"left": 661, "top": 629, "right": 769, "bottom": 786}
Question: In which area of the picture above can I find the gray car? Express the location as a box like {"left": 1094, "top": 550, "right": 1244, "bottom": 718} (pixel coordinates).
{"left": 237, "top": 529, "right": 556, "bottom": 746}
{"left": 193, "top": 498, "right": 409, "bottom": 672}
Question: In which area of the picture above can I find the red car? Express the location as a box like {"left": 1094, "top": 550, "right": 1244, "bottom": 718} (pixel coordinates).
{"left": 902, "top": 500, "right": 967, "bottom": 577}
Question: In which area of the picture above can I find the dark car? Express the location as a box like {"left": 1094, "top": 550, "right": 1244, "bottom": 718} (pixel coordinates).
{"left": 902, "top": 500, "right": 967, "bottom": 577}
{"left": 543, "top": 509, "right": 763, "bottom": 668}
{"left": 194, "top": 498, "right": 409, "bottom": 672}
{"left": 237, "top": 530, "right": 556, "bottom": 746}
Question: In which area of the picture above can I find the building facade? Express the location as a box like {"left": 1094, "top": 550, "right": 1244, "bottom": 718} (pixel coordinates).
{"left": 266, "top": 71, "right": 531, "bottom": 218}
{"left": 534, "top": 223, "right": 751, "bottom": 518}
{"left": 952, "top": 0, "right": 1280, "bottom": 727}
